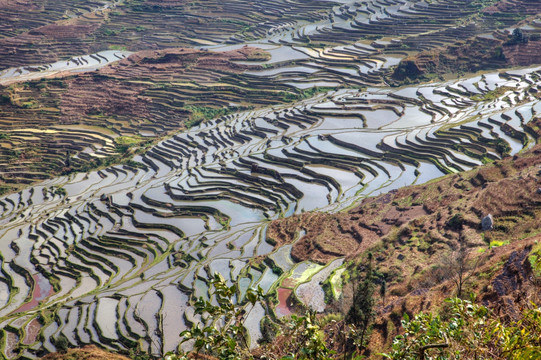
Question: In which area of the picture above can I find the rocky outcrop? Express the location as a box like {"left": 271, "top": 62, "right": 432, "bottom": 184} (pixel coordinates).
{"left": 481, "top": 214, "right": 494, "bottom": 231}
{"left": 480, "top": 244, "right": 536, "bottom": 321}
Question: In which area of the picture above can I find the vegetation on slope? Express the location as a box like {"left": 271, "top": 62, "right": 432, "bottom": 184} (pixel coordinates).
{"left": 392, "top": 24, "right": 541, "bottom": 84}
{"left": 382, "top": 298, "right": 541, "bottom": 359}
{"left": 263, "top": 140, "right": 541, "bottom": 358}
{"left": 40, "top": 345, "right": 131, "bottom": 360}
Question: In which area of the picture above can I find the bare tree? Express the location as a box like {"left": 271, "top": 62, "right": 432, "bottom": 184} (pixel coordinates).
{"left": 442, "top": 243, "right": 480, "bottom": 297}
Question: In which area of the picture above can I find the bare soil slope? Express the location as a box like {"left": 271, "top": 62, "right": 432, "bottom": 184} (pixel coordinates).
{"left": 40, "top": 346, "right": 131, "bottom": 360}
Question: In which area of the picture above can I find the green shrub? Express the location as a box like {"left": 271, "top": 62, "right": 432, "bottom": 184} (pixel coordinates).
{"left": 0, "top": 94, "right": 10, "bottom": 104}
{"left": 446, "top": 213, "right": 464, "bottom": 230}
{"left": 54, "top": 334, "right": 69, "bottom": 353}
{"left": 179, "top": 273, "right": 264, "bottom": 359}
{"left": 382, "top": 297, "right": 541, "bottom": 360}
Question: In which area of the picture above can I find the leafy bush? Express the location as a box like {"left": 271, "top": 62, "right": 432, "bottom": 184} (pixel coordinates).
{"left": 382, "top": 298, "right": 541, "bottom": 360}
{"left": 185, "top": 105, "right": 234, "bottom": 128}
{"left": 279, "top": 311, "right": 335, "bottom": 360}
{"left": 505, "top": 28, "right": 528, "bottom": 46}
{"left": 0, "top": 94, "right": 10, "bottom": 104}
{"left": 178, "top": 273, "right": 264, "bottom": 359}
{"left": 495, "top": 138, "right": 511, "bottom": 156}
{"left": 54, "top": 334, "right": 70, "bottom": 353}
{"left": 53, "top": 186, "right": 67, "bottom": 197}
{"left": 114, "top": 135, "right": 143, "bottom": 153}
{"left": 173, "top": 274, "right": 337, "bottom": 360}
{"left": 129, "top": 349, "right": 152, "bottom": 360}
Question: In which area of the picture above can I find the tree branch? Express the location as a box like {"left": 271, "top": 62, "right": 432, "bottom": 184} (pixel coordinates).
{"left": 418, "top": 342, "right": 449, "bottom": 360}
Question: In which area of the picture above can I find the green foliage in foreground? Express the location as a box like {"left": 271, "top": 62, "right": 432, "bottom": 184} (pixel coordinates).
{"left": 382, "top": 298, "right": 541, "bottom": 360}
{"left": 166, "top": 274, "right": 336, "bottom": 360}
{"left": 179, "top": 273, "right": 263, "bottom": 359}
{"left": 278, "top": 312, "right": 336, "bottom": 360}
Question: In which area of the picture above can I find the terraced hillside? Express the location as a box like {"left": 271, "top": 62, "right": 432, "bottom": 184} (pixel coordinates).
{"left": 1, "top": 0, "right": 541, "bottom": 359}
{"left": 0, "top": 46, "right": 298, "bottom": 188}
{"left": 268, "top": 136, "right": 541, "bottom": 355}
{"left": 3, "top": 0, "right": 541, "bottom": 191}
{"left": 0, "top": 66, "right": 540, "bottom": 358}
{"left": 0, "top": 0, "right": 536, "bottom": 73}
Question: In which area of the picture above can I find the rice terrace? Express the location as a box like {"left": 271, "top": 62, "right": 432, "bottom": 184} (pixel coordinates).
{"left": 2, "top": 0, "right": 541, "bottom": 359}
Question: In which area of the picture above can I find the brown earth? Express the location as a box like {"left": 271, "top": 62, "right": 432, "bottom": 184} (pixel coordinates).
{"left": 28, "top": 24, "right": 98, "bottom": 39}
{"left": 394, "top": 36, "right": 541, "bottom": 82}
{"left": 103, "top": 46, "right": 265, "bottom": 75}
{"left": 40, "top": 345, "right": 131, "bottom": 360}
{"left": 483, "top": 0, "right": 541, "bottom": 15}
{"left": 268, "top": 212, "right": 381, "bottom": 264}
{"left": 366, "top": 234, "right": 541, "bottom": 354}
{"left": 392, "top": 0, "right": 541, "bottom": 82}
{"left": 269, "top": 143, "right": 541, "bottom": 265}
{"left": 259, "top": 232, "right": 541, "bottom": 357}
{"left": 0, "top": 0, "right": 38, "bottom": 10}
{"left": 270, "top": 142, "right": 541, "bottom": 267}
{"left": 60, "top": 46, "right": 269, "bottom": 126}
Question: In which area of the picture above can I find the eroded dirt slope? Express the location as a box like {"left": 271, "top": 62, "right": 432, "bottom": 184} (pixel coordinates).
{"left": 40, "top": 345, "right": 131, "bottom": 360}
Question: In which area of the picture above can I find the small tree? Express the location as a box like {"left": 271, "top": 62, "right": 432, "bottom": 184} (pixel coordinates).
{"left": 179, "top": 273, "right": 263, "bottom": 360}
{"left": 54, "top": 334, "right": 69, "bottom": 353}
{"left": 442, "top": 243, "right": 479, "bottom": 297}
{"left": 380, "top": 280, "right": 387, "bottom": 306}
{"left": 345, "top": 257, "right": 376, "bottom": 352}
{"left": 512, "top": 28, "right": 527, "bottom": 44}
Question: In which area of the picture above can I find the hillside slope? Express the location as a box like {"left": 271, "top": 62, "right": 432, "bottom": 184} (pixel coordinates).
{"left": 268, "top": 141, "right": 541, "bottom": 355}
{"left": 40, "top": 345, "right": 131, "bottom": 360}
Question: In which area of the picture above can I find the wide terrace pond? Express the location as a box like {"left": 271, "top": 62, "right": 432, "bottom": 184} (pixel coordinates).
{"left": 0, "top": 50, "right": 132, "bottom": 86}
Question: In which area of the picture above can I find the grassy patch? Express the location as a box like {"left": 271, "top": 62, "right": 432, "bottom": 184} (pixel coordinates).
{"left": 246, "top": 49, "right": 271, "bottom": 61}
{"left": 279, "top": 86, "right": 339, "bottom": 103}
{"left": 114, "top": 135, "right": 144, "bottom": 153}
{"left": 108, "top": 44, "right": 128, "bottom": 51}
{"left": 184, "top": 105, "right": 235, "bottom": 128}
{"left": 52, "top": 186, "right": 67, "bottom": 197}
{"left": 489, "top": 240, "right": 510, "bottom": 249}
{"left": 471, "top": 86, "right": 515, "bottom": 102}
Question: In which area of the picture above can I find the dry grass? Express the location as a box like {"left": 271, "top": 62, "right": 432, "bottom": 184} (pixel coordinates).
{"left": 40, "top": 345, "right": 131, "bottom": 360}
